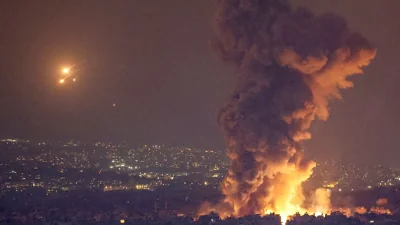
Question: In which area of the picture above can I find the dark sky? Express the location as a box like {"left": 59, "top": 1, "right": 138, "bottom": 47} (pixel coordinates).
{"left": 0, "top": 0, "right": 399, "bottom": 167}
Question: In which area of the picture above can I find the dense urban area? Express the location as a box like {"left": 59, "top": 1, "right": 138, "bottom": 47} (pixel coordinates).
{"left": 0, "top": 138, "right": 399, "bottom": 225}
{"left": 2, "top": 138, "right": 400, "bottom": 193}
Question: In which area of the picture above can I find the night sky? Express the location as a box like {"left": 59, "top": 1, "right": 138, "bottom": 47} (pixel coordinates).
{"left": 0, "top": 0, "right": 399, "bottom": 167}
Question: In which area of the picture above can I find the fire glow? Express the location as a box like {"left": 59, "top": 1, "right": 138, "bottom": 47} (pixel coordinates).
{"left": 198, "top": 0, "right": 377, "bottom": 224}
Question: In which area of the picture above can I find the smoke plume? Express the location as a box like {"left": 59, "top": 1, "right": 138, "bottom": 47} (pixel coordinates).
{"left": 202, "top": 0, "right": 376, "bottom": 219}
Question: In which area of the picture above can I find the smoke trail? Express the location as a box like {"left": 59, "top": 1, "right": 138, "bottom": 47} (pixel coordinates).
{"left": 202, "top": 0, "right": 376, "bottom": 219}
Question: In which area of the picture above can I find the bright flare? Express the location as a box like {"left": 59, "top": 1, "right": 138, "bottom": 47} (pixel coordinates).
{"left": 62, "top": 68, "right": 70, "bottom": 74}
{"left": 59, "top": 79, "right": 65, "bottom": 84}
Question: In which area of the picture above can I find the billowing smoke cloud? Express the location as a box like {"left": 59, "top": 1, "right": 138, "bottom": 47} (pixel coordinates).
{"left": 201, "top": 0, "right": 376, "bottom": 219}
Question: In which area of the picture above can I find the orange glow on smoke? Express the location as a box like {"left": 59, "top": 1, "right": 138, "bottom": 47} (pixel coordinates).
{"left": 198, "top": 1, "right": 381, "bottom": 224}
{"left": 198, "top": 163, "right": 333, "bottom": 225}
{"left": 198, "top": 172, "right": 392, "bottom": 225}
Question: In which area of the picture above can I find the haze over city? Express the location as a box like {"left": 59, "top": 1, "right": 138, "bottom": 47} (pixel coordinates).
{"left": 0, "top": 0, "right": 399, "bottom": 225}
{"left": 1, "top": 0, "right": 399, "bottom": 166}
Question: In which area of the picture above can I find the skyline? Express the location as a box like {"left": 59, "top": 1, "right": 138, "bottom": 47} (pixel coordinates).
{"left": 0, "top": 0, "right": 399, "bottom": 167}
{"left": 2, "top": 137, "right": 400, "bottom": 192}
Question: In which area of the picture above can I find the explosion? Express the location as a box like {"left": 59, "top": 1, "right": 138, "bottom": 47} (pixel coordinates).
{"left": 199, "top": 0, "right": 376, "bottom": 224}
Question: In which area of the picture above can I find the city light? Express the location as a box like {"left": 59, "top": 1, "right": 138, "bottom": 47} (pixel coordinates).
{"left": 120, "top": 219, "right": 125, "bottom": 224}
